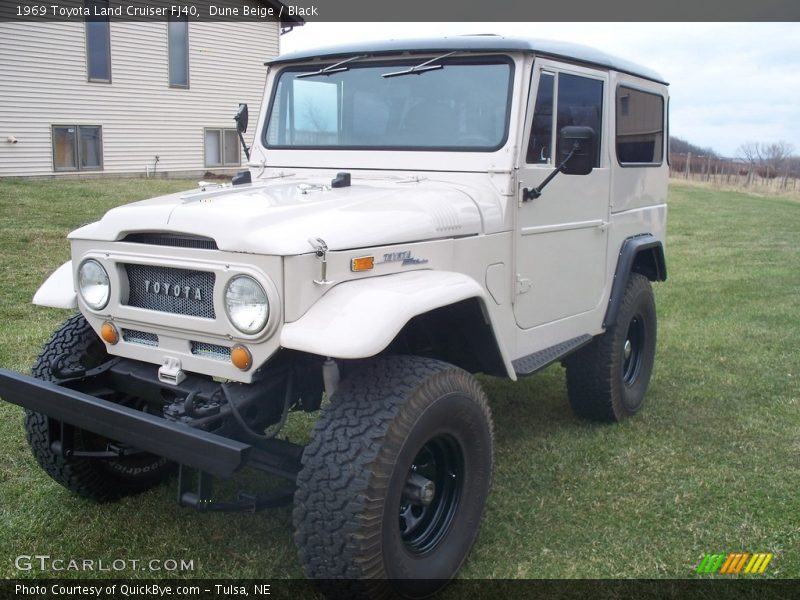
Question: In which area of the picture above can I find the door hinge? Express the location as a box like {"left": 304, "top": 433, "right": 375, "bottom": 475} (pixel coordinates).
{"left": 516, "top": 275, "right": 532, "bottom": 295}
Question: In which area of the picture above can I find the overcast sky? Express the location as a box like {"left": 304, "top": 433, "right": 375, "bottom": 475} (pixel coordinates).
{"left": 280, "top": 22, "right": 800, "bottom": 158}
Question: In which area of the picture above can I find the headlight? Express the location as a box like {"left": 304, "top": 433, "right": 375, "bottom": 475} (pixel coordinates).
{"left": 225, "top": 275, "right": 269, "bottom": 335}
{"left": 78, "top": 259, "right": 110, "bottom": 310}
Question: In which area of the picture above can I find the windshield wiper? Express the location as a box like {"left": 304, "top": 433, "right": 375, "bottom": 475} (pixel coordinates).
{"left": 296, "top": 55, "right": 367, "bottom": 79}
{"left": 381, "top": 51, "right": 458, "bottom": 78}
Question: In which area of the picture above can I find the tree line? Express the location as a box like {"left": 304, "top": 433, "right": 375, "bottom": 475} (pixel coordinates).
{"left": 669, "top": 137, "right": 798, "bottom": 191}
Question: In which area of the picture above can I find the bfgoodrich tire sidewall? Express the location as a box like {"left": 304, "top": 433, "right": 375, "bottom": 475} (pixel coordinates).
{"left": 381, "top": 391, "right": 492, "bottom": 597}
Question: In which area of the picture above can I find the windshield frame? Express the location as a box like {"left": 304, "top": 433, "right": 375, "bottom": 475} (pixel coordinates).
{"left": 261, "top": 54, "right": 516, "bottom": 153}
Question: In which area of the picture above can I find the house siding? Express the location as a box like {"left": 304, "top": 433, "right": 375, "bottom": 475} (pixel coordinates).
{"left": 0, "top": 20, "right": 279, "bottom": 177}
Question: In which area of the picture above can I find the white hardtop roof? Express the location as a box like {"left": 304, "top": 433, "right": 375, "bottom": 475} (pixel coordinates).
{"left": 269, "top": 34, "right": 668, "bottom": 85}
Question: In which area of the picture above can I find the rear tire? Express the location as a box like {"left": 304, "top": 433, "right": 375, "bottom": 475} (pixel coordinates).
{"left": 565, "top": 273, "right": 657, "bottom": 422}
{"left": 293, "top": 356, "right": 493, "bottom": 599}
{"left": 24, "top": 314, "right": 171, "bottom": 501}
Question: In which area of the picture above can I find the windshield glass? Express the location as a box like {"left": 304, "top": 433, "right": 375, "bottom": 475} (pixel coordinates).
{"left": 264, "top": 58, "right": 513, "bottom": 151}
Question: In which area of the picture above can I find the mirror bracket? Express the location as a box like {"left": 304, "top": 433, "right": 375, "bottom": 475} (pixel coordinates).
{"left": 522, "top": 143, "right": 578, "bottom": 202}
{"left": 522, "top": 126, "right": 596, "bottom": 202}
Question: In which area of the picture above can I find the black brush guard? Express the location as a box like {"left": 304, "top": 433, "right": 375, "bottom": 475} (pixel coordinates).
{"left": 0, "top": 367, "right": 302, "bottom": 511}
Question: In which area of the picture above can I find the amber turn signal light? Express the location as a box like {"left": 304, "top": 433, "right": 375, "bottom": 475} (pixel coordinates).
{"left": 100, "top": 321, "right": 119, "bottom": 345}
{"left": 351, "top": 256, "right": 374, "bottom": 272}
{"left": 231, "top": 345, "right": 252, "bottom": 371}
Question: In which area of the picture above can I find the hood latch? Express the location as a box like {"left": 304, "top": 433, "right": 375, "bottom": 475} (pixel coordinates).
{"left": 309, "top": 237, "right": 335, "bottom": 286}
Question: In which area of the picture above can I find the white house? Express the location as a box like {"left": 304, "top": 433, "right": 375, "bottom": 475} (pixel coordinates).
{"left": 0, "top": 5, "right": 298, "bottom": 177}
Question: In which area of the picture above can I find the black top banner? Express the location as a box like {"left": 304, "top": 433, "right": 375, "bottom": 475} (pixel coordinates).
{"left": 2, "top": 0, "right": 800, "bottom": 22}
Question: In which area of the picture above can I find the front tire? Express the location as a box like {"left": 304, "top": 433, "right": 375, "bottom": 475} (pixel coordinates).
{"left": 565, "top": 273, "right": 657, "bottom": 422}
{"left": 25, "top": 314, "right": 171, "bottom": 501}
{"left": 293, "top": 356, "right": 494, "bottom": 599}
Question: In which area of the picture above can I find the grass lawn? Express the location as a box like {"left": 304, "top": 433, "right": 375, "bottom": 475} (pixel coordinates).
{"left": 0, "top": 178, "right": 798, "bottom": 582}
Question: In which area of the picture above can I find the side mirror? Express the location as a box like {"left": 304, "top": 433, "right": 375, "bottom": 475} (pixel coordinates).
{"left": 234, "top": 103, "right": 249, "bottom": 134}
{"left": 522, "top": 125, "right": 598, "bottom": 201}
{"left": 558, "top": 126, "right": 596, "bottom": 175}
{"left": 233, "top": 103, "right": 251, "bottom": 162}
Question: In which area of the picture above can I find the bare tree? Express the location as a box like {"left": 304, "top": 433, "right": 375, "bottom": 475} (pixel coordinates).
{"left": 736, "top": 142, "right": 760, "bottom": 186}
{"left": 760, "top": 141, "right": 794, "bottom": 179}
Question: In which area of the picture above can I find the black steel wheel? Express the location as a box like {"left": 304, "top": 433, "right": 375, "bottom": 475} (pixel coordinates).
{"left": 399, "top": 434, "right": 464, "bottom": 555}
{"left": 622, "top": 315, "right": 645, "bottom": 387}
{"left": 24, "top": 314, "right": 172, "bottom": 501}
{"left": 565, "top": 273, "right": 657, "bottom": 422}
{"left": 293, "top": 356, "right": 494, "bottom": 599}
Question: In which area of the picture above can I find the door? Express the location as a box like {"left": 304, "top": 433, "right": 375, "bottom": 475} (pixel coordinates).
{"left": 513, "top": 60, "right": 610, "bottom": 330}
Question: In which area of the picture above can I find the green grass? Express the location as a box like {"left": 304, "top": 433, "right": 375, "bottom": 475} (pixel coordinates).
{"left": 0, "top": 179, "right": 798, "bottom": 581}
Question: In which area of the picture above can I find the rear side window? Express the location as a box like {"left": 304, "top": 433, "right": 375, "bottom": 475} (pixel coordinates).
{"left": 616, "top": 86, "right": 664, "bottom": 165}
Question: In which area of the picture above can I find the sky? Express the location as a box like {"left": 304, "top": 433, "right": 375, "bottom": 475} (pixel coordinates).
{"left": 280, "top": 22, "right": 800, "bottom": 158}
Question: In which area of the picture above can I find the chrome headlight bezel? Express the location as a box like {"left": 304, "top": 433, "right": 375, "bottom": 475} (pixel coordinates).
{"left": 77, "top": 258, "right": 110, "bottom": 311}
{"left": 224, "top": 275, "right": 270, "bottom": 335}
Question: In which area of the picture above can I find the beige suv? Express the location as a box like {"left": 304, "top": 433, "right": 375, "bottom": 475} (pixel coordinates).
{"left": 0, "top": 35, "right": 668, "bottom": 597}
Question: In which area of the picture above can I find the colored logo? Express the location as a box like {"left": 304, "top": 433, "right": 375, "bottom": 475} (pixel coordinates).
{"left": 696, "top": 552, "right": 773, "bottom": 575}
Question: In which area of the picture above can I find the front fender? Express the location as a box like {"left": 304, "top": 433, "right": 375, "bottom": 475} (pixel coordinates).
{"left": 280, "top": 270, "right": 514, "bottom": 376}
{"left": 32, "top": 261, "right": 77, "bottom": 309}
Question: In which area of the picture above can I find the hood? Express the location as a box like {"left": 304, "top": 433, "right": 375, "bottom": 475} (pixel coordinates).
{"left": 69, "top": 178, "right": 485, "bottom": 255}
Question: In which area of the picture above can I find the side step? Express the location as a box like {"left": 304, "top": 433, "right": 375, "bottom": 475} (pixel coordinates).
{"left": 512, "top": 334, "right": 592, "bottom": 377}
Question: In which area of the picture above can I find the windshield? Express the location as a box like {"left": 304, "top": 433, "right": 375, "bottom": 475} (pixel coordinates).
{"left": 264, "top": 58, "right": 513, "bottom": 151}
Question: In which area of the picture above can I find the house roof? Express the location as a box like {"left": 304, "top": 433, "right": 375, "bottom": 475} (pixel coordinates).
{"left": 268, "top": 35, "right": 667, "bottom": 84}
{"left": 260, "top": 0, "right": 304, "bottom": 26}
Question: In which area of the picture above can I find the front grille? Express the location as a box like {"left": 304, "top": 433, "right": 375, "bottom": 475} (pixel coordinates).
{"left": 122, "top": 233, "right": 218, "bottom": 250}
{"left": 191, "top": 341, "right": 231, "bottom": 361}
{"left": 121, "top": 328, "right": 159, "bottom": 346}
{"left": 123, "top": 264, "right": 216, "bottom": 319}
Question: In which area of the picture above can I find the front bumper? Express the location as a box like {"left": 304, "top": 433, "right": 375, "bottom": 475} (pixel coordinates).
{"left": 0, "top": 368, "right": 250, "bottom": 477}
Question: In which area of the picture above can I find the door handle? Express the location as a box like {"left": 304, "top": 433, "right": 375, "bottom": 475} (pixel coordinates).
{"left": 522, "top": 187, "right": 541, "bottom": 202}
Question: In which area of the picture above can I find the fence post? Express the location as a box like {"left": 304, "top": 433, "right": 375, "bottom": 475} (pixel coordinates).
{"left": 685, "top": 152, "right": 691, "bottom": 179}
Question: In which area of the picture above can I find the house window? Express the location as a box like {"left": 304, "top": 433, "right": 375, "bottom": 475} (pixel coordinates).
{"left": 204, "top": 129, "right": 240, "bottom": 167}
{"left": 616, "top": 86, "right": 664, "bottom": 165}
{"left": 168, "top": 19, "right": 189, "bottom": 88}
{"left": 52, "top": 126, "right": 103, "bottom": 171}
{"left": 85, "top": 0, "right": 111, "bottom": 82}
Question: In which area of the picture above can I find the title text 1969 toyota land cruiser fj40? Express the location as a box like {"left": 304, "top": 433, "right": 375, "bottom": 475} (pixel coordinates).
{"left": 0, "top": 36, "right": 667, "bottom": 597}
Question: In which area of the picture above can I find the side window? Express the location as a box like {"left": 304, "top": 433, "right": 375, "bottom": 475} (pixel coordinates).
{"left": 616, "top": 86, "right": 664, "bottom": 165}
{"left": 526, "top": 71, "right": 554, "bottom": 164}
{"left": 527, "top": 70, "right": 603, "bottom": 166}
{"left": 556, "top": 73, "right": 603, "bottom": 167}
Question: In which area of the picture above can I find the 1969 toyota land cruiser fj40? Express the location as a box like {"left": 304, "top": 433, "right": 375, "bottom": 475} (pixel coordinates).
{"left": 0, "top": 36, "right": 667, "bottom": 596}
